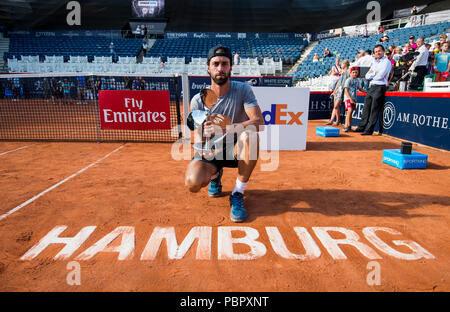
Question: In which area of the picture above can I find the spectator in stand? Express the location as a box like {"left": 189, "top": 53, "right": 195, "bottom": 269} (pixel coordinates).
{"left": 143, "top": 25, "right": 148, "bottom": 37}
{"left": 378, "top": 26, "right": 385, "bottom": 34}
{"left": 312, "top": 53, "right": 320, "bottom": 62}
{"left": 403, "top": 42, "right": 412, "bottom": 55}
{"left": 124, "top": 76, "right": 133, "bottom": 90}
{"left": 94, "top": 77, "right": 102, "bottom": 99}
{"left": 49, "top": 77, "right": 57, "bottom": 104}
{"left": 353, "top": 49, "right": 364, "bottom": 64}
{"left": 355, "top": 50, "right": 374, "bottom": 67}
{"left": 133, "top": 76, "right": 146, "bottom": 90}
{"left": 85, "top": 77, "right": 94, "bottom": 102}
{"left": 76, "top": 76, "right": 86, "bottom": 104}
{"left": 42, "top": 78, "right": 51, "bottom": 102}
{"left": 362, "top": 25, "right": 369, "bottom": 38}
{"left": 385, "top": 50, "right": 395, "bottom": 66}
{"left": 326, "top": 60, "right": 350, "bottom": 126}
{"left": 388, "top": 45, "right": 396, "bottom": 54}
{"left": 109, "top": 42, "right": 116, "bottom": 57}
{"left": 62, "top": 78, "right": 71, "bottom": 105}
{"left": 392, "top": 46, "right": 402, "bottom": 63}
{"left": 411, "top": 6, "right": 418, "bottom": 15}
{"left": 439, "top": 34, "right": 448, "bottom": 46}
{"left": 142, "top": 38, "right": 149, "bottom": 55}
{"left": 425, "top": 43, "right": 434, "bottom": 74}
{"left": 409, "top": 35, "right": 418, "bottom": 50}
{"left": 434, "top": 41, "right": 449, "bottom": 82}
{"left": 234, "top": 52, "right": 240, "bottom": 65}
{"left": 409, "top": 37, "right": 429, "bottom": 88}
{"left": 56, "top": 80, "right": 64, "bottom": 103}
{"left": 355, "top": 50, "right": 374, "bottom": 90}
{"left": 380, "top": 33, "right": 389, "bottom": 43}
{"left": 432, "top": 42, "right": 441, "bottom": 56}
{"left": 323, "top": 47, "right": 332, "bottom": 58}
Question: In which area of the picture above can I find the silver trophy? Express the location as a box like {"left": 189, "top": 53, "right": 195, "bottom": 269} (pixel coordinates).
{"left": 186, "top": 109, "right": 227, "bottom": 155}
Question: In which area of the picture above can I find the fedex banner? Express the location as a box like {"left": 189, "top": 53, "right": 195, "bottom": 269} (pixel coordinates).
{"left": 99, "top": 90, "right": 171, "bottom": 130}
{"left": 252, "top": 87, "right": 310, "bottom": 150}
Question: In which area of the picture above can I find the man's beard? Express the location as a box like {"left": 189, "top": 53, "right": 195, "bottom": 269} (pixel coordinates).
{"left": 210, "top": 71, "right": 230, "bottom": 86}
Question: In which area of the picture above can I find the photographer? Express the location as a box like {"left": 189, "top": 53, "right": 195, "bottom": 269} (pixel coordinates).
{"left": 409, "top": 37, "right": 429, "bottom": 89}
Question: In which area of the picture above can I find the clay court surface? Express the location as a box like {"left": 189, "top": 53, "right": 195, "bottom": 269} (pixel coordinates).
{"left": 0, "top": 119, "right": 449, "bottom": 292}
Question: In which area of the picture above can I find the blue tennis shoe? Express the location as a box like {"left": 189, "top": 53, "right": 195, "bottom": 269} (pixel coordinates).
{"left": 208, "top": 169, "right": 223, "bottom": 197}
{"left": 229, "top": 192, "right": 247, "bottom": 222}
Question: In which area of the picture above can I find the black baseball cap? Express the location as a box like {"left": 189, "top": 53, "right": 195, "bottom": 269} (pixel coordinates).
{"left": 409, "top": 35, "right": 415, "bottom": 39}
{"left": 207, "top": 45, "right": 233, "bottom": 65}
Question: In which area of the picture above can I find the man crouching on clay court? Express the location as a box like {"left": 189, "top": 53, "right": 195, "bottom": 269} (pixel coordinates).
{"left": 185, "top": 45, "right": 264, "bottom": 222}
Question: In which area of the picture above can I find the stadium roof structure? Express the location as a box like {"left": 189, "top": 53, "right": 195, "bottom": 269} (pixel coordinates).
{"left": 0, "top": 0, "right": 448, "bottom": 33}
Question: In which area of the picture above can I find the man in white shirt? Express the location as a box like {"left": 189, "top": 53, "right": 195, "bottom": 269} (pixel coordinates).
{"left": 355, "top": 44, "right": 392, "bottom": 135}
{"left": 363, "top": 25, "right": 368, "bottom": 38}
{"left": 355, "top": 50, "right": 374, "bottom": 67}
{"left": 354, "top": 50, "right": 373, "bottom": 90}
{"left": 409, "top": 37, "right": 429, "bottom": 88}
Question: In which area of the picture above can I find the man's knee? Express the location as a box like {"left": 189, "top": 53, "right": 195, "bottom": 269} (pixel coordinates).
{"left": 236, "top": 130, "right": 259, "bottom": 160}
{"left": 238, "top": 130, "right": 259, "bottom": 145}
{"left": 185, "top": 175, "right": 203, "bottom": 193}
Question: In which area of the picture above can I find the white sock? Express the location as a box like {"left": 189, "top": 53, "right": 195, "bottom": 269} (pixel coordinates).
{"left": 232, "top": 178, "right": 248, "bottom": 195}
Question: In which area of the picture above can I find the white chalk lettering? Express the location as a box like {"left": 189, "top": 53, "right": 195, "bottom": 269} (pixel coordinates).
{"left": 140, "top": 226, "right": 211, "bottom": 260}
{"left": 266, "top": 227, "right": 321, "bottom": 260}
{"left": 20, "top": 226, "right": 436, "bottom": 262}
{"left": 75, "top": 226, "right": 135, "bottom": 261}
{"left": 312, "top": 227, "right": 382, "bottom": 260}
{"left": 218, "top": 227, "right": 267, "bottom": 260}
{"left": 363, "top": 227, "right": 435, "bottom": 260}
{"left": 20, "top": 225, "right": 96, "bottom": 260}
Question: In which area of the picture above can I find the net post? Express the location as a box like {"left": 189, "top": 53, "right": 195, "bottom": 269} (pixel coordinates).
{"left": 173, "top": 74, "right": 182, "bottom": 139}
{"left": 93, "top": 74, "right": 102, "bottom": 143}
{"left": 181, "top": 73, "right": 191, "bottom": 140}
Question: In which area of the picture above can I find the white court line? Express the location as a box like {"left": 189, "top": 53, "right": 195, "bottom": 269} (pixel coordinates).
{"left": 0, "top": 145, "right": 30, "bottom": 156}
{"left": 0, "top": 144, "right": 124, "bottom": 221}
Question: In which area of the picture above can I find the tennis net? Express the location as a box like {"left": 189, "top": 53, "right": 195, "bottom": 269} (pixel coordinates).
{"left": 0, "top": 73, "right": 182, "bottom": 142}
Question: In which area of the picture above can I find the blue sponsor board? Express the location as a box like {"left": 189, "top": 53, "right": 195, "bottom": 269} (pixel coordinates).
{"left": 260, "top": 76, "right": 292, "bottom": 87}
{"left": 188, "top": 76, "right": 261, "bottom": 100}
{"left": 308, "top": 92, "right": 333, "bottom": 120}
{"left": 6, "top": 30, "right": 123, "bottom": 38}
{"left": 353, "top": 93, "right": 450, "bottom": 151}
{"left": 382, "top": 149, "right": 428, "bottom": 169}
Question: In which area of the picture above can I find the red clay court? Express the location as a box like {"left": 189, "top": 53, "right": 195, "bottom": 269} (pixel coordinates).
{"left": 0, "top": 119, "right": 449, "bottom": 292}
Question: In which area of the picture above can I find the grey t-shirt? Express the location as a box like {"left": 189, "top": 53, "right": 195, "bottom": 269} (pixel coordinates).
{"left": 343, "top": 77, "right": 359, "bottom": 102}
{"left": 190, "top": 80, "right": 259, "bottom": 124}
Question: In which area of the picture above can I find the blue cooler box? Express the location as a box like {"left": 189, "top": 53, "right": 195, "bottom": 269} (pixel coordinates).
{"left": 316, "top": 126, "right": 340, "bottom": 137}
{"left": 382, "top": 149, "right": 428, "bottom": 169}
